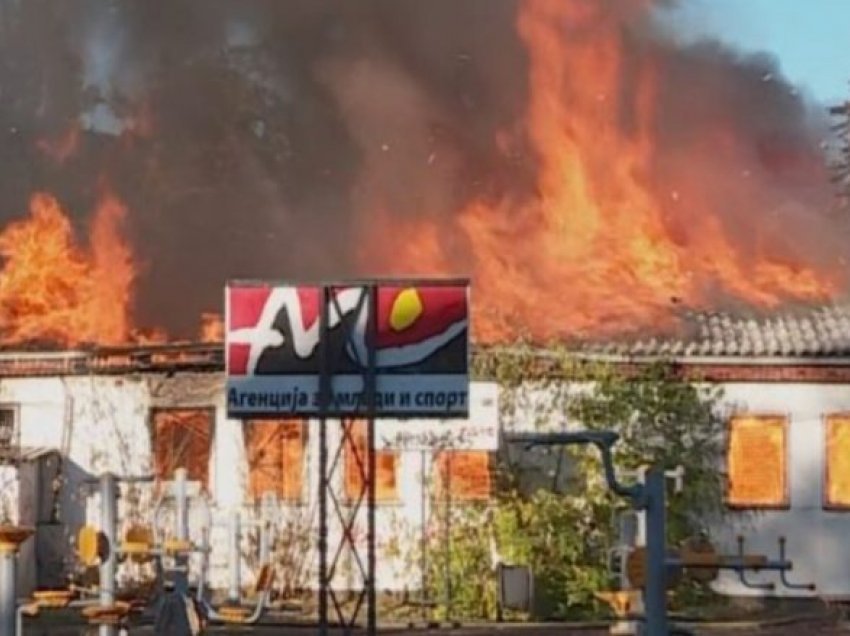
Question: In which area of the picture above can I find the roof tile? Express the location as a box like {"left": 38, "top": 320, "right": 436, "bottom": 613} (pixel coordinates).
{"left": 604, "top": 302, "right": 850, "bottom": 358}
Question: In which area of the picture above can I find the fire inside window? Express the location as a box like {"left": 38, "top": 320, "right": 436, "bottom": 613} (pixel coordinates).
{"left": 434, "top": 451, "right": 492, "bottom": 501}
{"left": 244, "top": 419, "right": 305, "bottom": 502}
{"left": 0, "top": 406, "right": 18, "bottom": 465}
{"left": 151, "top": 408, "right": 214, "bottom": 488}
{"left": 825, "top": 414, "right": 850, "bottom": 509}
{"left": 343, "top": 420, "right": 398, "bottom": 502}
{"left": 726, "top": 414, "right": 788, "bottom": 509}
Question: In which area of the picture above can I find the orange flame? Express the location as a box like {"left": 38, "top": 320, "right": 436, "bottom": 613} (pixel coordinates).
{"left": 0, "top": 190, "right": 135, "bottom": 346}
{"left": 363, "top": 0, "right": 838, "bottom": 343}
{"left": 199, "top": 312, "right": 224, "bottom": 343}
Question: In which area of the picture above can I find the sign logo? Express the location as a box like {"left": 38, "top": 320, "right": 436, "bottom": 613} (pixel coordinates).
{"left": 225, "top": 281, "right": 469, "bottom": 418}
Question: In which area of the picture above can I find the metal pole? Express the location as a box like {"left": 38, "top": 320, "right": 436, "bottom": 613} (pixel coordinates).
{"left": 366, "top": 284, "right": 378, "bottom": 635}
{"left": 642, "top": 468, "right": 668, "bottom": 636}
{"left": 259, "top": 492, "right": 275, "bottom": 567}
{"left": 174, "top": 468, "right": 189, "bottom": 543}
{"left": 444, "top": 453, "right": 452, "bottom": 623}
{"left": 318, "top": 286, "right": 330, "bottom": 636}
{"left": 173, "top": 468, "right": 189, "bottom": 595}
{"left": 420, "top": 450, "right": 429, "bottom": 623}
{"left": 99, "top": 473, "right": 118, "bottom": 636}
{"left": 636, "top": 467, "right": 647, "bottom": 549}
{"left": 259, "top": 520, "right": 271, "bottom": 567}
{"left": 0, "top": 546, "right": 16, "bottom": 636}
{"left": 228, "top": 509, "right": 241, "bottom": 605}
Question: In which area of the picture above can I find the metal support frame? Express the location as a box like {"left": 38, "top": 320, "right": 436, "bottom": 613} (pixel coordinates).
{"left": 318, "top": 284, "right": 378, "bottom": 636}
{"left": 99, "top": 473, "right": 118, "bottom": 636}
{"left": 151, "top": 467, "right": 213, "bottom": 604}
{"left": 82, "top": 472, "right": 154, "bottom": 636}
{"left": 191, "top": 496, "right": 275, "bottom": 621}
{"left": 0, "top": 544, "right": 18, "bottom": 636}
{"left": 173, "top": 467, "right": 190, "bottom": 595}
{"left": 227, "top": 510, "right": 242, "bottom": 604}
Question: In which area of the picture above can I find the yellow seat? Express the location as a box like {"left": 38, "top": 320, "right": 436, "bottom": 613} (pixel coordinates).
{"left": 218, "top": 605, "right": 252, "bottom": 623}
{"left": 595, "top": 590, "right": 642, "bottom": 618}
{"left": 20, "top": 602, "right": 40, "bottom": 618}
{"left": 123, "top": 525, "right": 155, "bottom": 563}
{"left": 213, "top": 564, "right": 275, "bottom": 625}
{"left": 77, "top": 526, "right": 102, "bottom": 567}
{"left": 82, "top": 601, "right": 131, "bottom": 625}
{"left": 32, "top": 589, "right": 73, "bottom": 608}
{"left": 164, "top": 538, "right": 193, "bottom": 554}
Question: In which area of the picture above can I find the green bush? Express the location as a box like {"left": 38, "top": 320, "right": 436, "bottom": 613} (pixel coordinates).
{"left": 422, "top": 348, "right": 726, "bottom": 621}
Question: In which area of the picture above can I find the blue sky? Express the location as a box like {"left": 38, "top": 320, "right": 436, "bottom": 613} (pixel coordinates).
{"left": 659, "top": 0, "right": 850, "bottom": 105}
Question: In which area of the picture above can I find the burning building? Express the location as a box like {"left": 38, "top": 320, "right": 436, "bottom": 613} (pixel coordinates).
{"left": 0, "top": 0, "right": 849, "bottom": 605}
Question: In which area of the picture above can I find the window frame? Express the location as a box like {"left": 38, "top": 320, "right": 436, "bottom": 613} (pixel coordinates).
{"left": 148, "top": 406, "right": 216, "bottom": 491}
{"left": 433, "top": 450, "right": 494, "bottom": 503}
{"left": 823, "top": 412, "right": 850, "bottom": 511}
{"left": 0, "top": 403, "right": 20, "bottom": 465}
{"left": 243, "top": 418, "right": 308, "bottom": 505}
{"left": 725, "top": 412, "right": 790, "bottom": 511}
{"left": 342, "top": 419, "right": 400, "bottom": 504}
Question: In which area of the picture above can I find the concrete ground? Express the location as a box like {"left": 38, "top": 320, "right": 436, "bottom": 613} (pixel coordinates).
{"left": 20, "top": 597, "right": 850, "bottom": 635}
{"left": 20, "top": 618, "right": 850, "bottom": 635}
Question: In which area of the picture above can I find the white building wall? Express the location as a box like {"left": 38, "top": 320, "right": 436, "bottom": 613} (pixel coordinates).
{"left": 4, "top": 370, "right": 850, "bottom": 598}
{"left": 0, "top": 371, "right": 475, "bottom": 596}
{"left": 709, "top": 382, "right": 850, "bottom": 599}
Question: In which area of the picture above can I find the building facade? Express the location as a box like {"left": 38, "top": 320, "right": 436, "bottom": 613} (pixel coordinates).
{"left": 1, "top": 302, "right": 849, "bottom": 600}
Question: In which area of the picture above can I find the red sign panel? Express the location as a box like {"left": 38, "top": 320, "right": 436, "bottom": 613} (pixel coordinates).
{"left": 226, "top": 281, "right": 469, "bottom": 418}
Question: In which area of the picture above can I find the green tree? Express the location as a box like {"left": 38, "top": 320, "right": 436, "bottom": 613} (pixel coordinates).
{"left": 423, "top": 347, "right": 726, "bottom": 621}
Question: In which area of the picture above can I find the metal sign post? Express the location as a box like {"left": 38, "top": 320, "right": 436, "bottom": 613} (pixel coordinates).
{"left": 317, "top": 285, "right": 378, "bottom": 636}
{"left": 225, "top": 279, "right": 471, "bottom": 636}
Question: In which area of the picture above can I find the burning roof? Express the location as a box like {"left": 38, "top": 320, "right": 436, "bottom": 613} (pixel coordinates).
{"left": 0, "top": 342, "right": 222, "bottom": 378}
{"left": 0, "top": 300, "right": 849, "bottom": 380}
{"left": 0, "top": 1, "right": 848, "bottom": 350}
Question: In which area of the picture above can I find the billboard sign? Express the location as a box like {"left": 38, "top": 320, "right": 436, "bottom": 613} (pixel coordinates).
{"left": 226, "top": 281, "right": 469, "bottom": 418}
{"left": 374, "top": 382, "right": 499, "bottom": 451}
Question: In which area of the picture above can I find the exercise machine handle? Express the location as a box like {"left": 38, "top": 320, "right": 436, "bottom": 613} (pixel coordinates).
{"left": 505, "top": 431, "right": 644, "bottom": 503}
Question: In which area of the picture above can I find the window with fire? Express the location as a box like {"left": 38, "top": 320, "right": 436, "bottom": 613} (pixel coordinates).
{"left": 726, "top": 414, "right": 788, "bottom": 509}
{"left": 151, "top": 408, "right": 214, "bottom": 488}
{"left": 824, "top": 414, "right": 850, "bottom": 509}
{"left": 433, "top": 450, "right": 493, "bottom": 501}
{"left": 244, "top": 419, "right": 306, "bottom": 502}
{"left": 343, "top": 420, "right": 399, "bottom": 502}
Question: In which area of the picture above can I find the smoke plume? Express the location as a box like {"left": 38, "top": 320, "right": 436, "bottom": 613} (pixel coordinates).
{"left": 0, "top": 0, "right": 845, "bottom": 341}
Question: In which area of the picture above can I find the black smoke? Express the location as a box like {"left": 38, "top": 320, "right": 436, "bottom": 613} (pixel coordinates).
{"left": 0, "top": 0, "right": 844, "bottom": 338}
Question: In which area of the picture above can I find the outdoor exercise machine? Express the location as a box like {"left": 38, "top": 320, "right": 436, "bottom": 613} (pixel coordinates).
{"left": 505, "top": 430, "right": 813, "bottom": 636}
{"left": 193, "top": 493, "right": 278, "bottom": 625}
{"left": 72, "top": 468, "right": 278, "bottom": 631}
{"left": 3, "top": 523, "right": 105, "bottom": 636}
{"left": 10, "top": 466, "right": 278, "bottom": 634}
{"left": 602, "top": 465, "right": 685, "bottom": 635}
{"left": 150, "top": 467, "right": 212, "bottom": 598}
{"left": 6, "top": 472, "right": 160, "bottom": 635}
{"left": 76, "top": 471, "right": 158, "bottom": 636}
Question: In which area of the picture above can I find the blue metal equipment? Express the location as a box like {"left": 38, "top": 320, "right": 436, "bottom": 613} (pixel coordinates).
{"left": 505, "top": 430, "right": 813, "bottom": 636}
